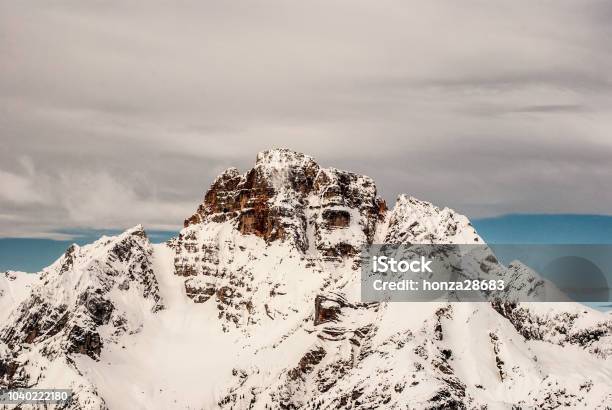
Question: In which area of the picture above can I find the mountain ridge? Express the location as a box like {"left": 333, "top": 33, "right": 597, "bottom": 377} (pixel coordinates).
{"left": 1, "top": 149, "right": 611, "bottom": 409}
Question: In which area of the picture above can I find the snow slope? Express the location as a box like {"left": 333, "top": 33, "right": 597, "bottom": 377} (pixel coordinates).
{"left": 0, "top": 271, "right": 37, "bottom": 324}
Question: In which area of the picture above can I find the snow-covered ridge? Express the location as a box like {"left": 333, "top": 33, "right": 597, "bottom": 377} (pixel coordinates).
{"left": 384, "top": 195, "right": 481, "bottom": 244}
{"left": 1, "top": 225, "right": 163, "bottom": 358}
{"left": 1, "top": 225, "right": 165, "bottom": 408}
{"left": 1, "top": 148, "right": 611, "bottom": 409}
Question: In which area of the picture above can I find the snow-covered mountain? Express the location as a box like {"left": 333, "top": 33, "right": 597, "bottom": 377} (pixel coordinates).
{"left": 1, "top": 149, "right": 611, "bottom": 409}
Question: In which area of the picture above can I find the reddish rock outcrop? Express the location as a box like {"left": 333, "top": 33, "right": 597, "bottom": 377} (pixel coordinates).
{"left": 172, "top": 149, "right": 389, "bottom": 285}
{"left": 181, "top": 149, "right": 386, "bottom": 250}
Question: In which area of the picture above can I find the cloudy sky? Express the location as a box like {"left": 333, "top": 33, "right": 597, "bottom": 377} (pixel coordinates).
{"left": 2, "top": 0, "right": 612, "bottom": 239}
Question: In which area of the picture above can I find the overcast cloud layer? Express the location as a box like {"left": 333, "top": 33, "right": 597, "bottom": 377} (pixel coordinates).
{"left": 1, "top": 0, "right": 612, "bottom": 239}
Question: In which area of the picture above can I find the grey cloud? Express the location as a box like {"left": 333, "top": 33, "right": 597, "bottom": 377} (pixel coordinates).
{"left": 511, "top": 105, "right": 587, "bottom": 113}
{"left": 414, "top": 71, "right": 612, "bottom": 93}
{"left": 0, "top": 170, "right": 43, "bottom": 204}
{"left": 1, "top": 0, "right": 612, "bottom": 238}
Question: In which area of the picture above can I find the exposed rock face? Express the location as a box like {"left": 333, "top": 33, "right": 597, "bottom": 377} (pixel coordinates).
{"left": 313, "top": 293, "right": 373, "bottom": 327}
{"left": 322, "top": 209, "right": 351, "bottom": 229}
{"left": 0, "top": 342, "right": 24, "bottom": 389}
{"left": 492, "top": 301, "right": 612, "bottom": 357}
{"left": 184, "top": 151, "right": 321, "bottom": 247}
{"left": 314, "top": 295, "right": 344, "bottom": 326}
{"left": 184, "top": 276, "right": 216, "bottom": 303}
{"left": 177, "top": 149, "right": 385, "bottom": 258}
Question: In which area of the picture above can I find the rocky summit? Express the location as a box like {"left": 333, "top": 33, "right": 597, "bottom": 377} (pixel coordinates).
{"left": 1, "top": 149, "right": 611, "bottom": 409}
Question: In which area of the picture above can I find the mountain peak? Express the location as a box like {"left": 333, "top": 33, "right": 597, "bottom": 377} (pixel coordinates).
{"left": 384, "top": 193, "right": 481, "bottom": 244}
{"left": 181, "top": 149, "right": 385, "bottom": 257}
{"left": 182, "top": 149, "right": 486, "bottom": 252}
{"left": 127, "top": 223, "right": 146, "bottom": 234}
{"left": 254, "top": 148, "right": 317, "bottom": 170}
